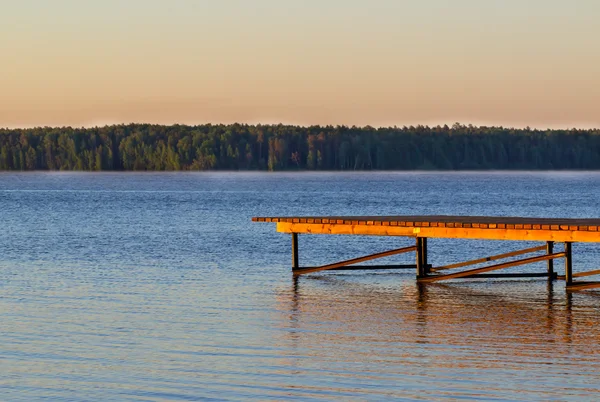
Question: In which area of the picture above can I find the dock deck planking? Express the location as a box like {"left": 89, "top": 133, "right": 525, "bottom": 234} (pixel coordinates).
{"left": 253, "top": 215, "right": 600, "bottom": 242}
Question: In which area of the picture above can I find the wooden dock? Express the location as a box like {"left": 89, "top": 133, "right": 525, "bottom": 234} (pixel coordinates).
{"left": 253, "top": 216, "right": 600, "bottom": 291}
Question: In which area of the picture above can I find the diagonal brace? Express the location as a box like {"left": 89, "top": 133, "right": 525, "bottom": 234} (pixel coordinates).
{"left": 567, "top": 281, "right": 600, "bottom": 291}
{"left": 418, "top": 252, "right": 566, "bottom": 283}
{"left": 573, "top": 269, "right": 600, "bottom": 278}
{"left": 431, "top": 245, "right": 546, "bottom": 272}
{"left": 293, "top": 245, "right": 417, "bottom": 275}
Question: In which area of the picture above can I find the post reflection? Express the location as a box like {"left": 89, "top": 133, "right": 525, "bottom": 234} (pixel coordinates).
{"left": 415, "top": 282, "right": 429, "bottom": 344}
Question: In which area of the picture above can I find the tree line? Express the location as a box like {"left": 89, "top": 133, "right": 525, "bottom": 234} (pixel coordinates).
{"left": 0, "top": 123, "right": 599, "bottom": 171}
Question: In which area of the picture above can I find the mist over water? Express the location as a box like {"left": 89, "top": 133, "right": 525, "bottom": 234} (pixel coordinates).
{"left": 1, "top": 172, "right": 600, "bottom": 400}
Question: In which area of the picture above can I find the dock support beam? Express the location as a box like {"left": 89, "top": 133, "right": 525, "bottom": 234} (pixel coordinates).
{"left": 422, "top": 238, "right": 429, "bottom": 275}
{"left": 546, "top": 241, "right": 554, "bottom": 279}
{"left": 292, "top": 233, "right": 299, "bottom": 270}
{"left": 293, "top": 245, "right": 417, "bottom": 275}
{"left": 416, "top": 237, "right": 422, "bottom": 278}
{"left": 416, "top": 238, "right": 428, "bottom": 278}
{"left": 564, "top": 242, "right": 572, "bottom": 286}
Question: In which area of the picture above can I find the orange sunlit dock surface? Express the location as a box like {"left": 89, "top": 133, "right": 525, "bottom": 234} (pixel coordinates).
{"left": 253, "top": 216, "right": 600, "bottom": 291}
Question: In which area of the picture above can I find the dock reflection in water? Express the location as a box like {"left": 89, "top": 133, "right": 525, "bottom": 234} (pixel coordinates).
{"left": 275, "top": 275, "right": 600, "bottom": 399}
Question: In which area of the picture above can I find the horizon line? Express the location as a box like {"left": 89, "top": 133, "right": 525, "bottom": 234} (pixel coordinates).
{"left": 2, "top": 121, "right": 600, "bottom": 131}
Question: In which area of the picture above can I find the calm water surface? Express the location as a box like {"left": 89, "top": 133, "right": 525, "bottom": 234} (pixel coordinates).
{"left": 1, "top": 172, "right": 600, "bottom": 401}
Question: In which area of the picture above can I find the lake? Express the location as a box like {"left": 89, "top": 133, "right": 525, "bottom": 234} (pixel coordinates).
{"left": 1, "top": 172, "right": 600, "bottom": 400}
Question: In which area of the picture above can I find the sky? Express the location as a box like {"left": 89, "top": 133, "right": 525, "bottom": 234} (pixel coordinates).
{"left": 1, "top": 0, "right": 599, "bottom": 129}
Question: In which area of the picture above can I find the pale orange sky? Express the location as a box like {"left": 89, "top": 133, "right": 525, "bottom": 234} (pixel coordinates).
{"left": 1, "top": 0, "right": 599, "bottom": 129}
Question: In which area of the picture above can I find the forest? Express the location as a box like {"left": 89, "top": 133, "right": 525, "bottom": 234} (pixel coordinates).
{"left": 1, "top": 123, "right": 600, "bottom": 171}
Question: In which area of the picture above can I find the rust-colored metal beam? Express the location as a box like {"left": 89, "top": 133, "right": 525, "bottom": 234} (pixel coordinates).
{"left": 565, "top": 242, "right": 573, "bottom": 286}
{"left": 573, "top": 269, "right": 600, "bottom": 278}
{"left": 567, "top": 281, "right": 600, "bottom": 291}
{"left": 292, "top": 245, "right": 417, "bottom": 275}
{"left": 299, "top": 264, "right": 424, "bottom": 270}
{"left": 546, "top": 241, "right": 554, "bottom": 278}
{"left": 431, "top": 245, "right": 546, "bottom": 272}
{"left": 463, "top": 272, "right": 554, "bottom": 279}
{"left": 291, "top": 233, "right": 299, "bottom": 270}
{"left": 418, "top": 252, "right": 566, "bottom": 283}
{"left": 422, "top": 238, "right": 429, "bottom": 274}
{"left": 416, "top": 238, "right": 425, "bottom": 278}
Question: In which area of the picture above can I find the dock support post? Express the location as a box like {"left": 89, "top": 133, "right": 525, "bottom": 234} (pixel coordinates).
{"left": 292, "top": 233, "right": 299, "bottom": 270}
{"left": 422, "top": 238, "right": 429, "bottom": 274}
{"left": 416, "top": 238, "right": 426, "bottom": 278}
{"left": 564, "top": 242, "right": 572, "bottom": 286}
{"left": 546, "top": 241, "right": 554, "bottom": 279}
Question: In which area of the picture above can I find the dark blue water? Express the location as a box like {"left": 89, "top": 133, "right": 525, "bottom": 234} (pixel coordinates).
{"left": 1, "top": 172, "right": 600, "bottom": 400}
